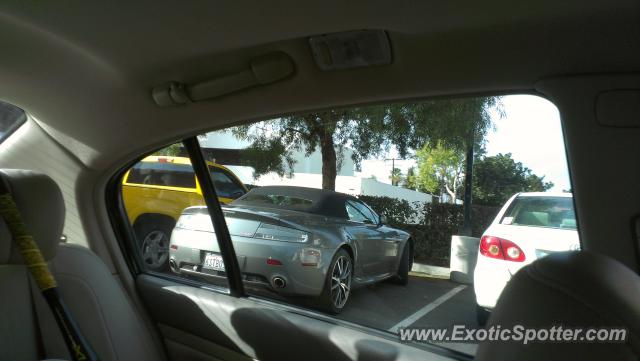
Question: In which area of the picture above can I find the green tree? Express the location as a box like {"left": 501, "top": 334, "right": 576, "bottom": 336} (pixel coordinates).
{"left": 415, "top": 142, "right": 465, "bottom": 203}
{"left": 155, "top": 143, "right": 183, "bottom": 156}
{"left": 404, "top": 166, "right": 419, "bottom": 190}
{"left": 390, "top": 167, "right": 404, "bottom": 186}
{"left": 230, "top": 97, "right": 501, "bottom": 190}
{"left": 472, "top": 153, "right": 554, "bottom": 206}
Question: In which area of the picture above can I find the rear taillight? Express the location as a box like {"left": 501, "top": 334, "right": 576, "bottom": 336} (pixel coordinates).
{"left": 479, "top": 236, "right": 525, "bottom": 262}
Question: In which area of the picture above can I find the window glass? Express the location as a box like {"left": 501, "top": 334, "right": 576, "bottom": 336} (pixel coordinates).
{"left": 119, "top": 95, "right": 579, "bottom": 356}
{"left": 126, "top": 160, "right": 196, "bottom": 188}
{"left": 209, "top": 167, "right": 246, "bottom": 199}
{"left": 346, "top": 200, "right": 376, "bottom": 224}
{"left": 345, "top": 201, "right": 368, "bottom": 222}
{"left": 0, "top": 100, "right": 27, "bottom": 143}
{"left": 501, "top": 195, "right": 576, "bottom": 229}
{"left": 120, "top": 143, "right": 228, "bottom": 289}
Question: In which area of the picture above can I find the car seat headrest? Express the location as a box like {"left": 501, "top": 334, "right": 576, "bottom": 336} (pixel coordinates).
{"left": 476, "top": 251, "right": 640, "bottom": 361}
{"left": 0, "top": 169, "right": 64, "bottom": 264}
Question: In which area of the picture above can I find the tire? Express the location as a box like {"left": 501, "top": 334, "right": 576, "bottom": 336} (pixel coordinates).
{"left": 318, "top": 249, "right": 353, "bottom": 314}
{"left": 391, "top": 241, "right": 413, "bottom": 285}
{"left": 134, "top": 218, "right": 174, "bottom": 272}
{"left": 476, "top": 305, "right": 491, "bottom": 327}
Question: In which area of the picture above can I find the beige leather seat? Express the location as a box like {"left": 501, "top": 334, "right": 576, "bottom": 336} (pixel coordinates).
{"left": 476, "top": 250, "right": 640, "bottom": 361}
{"left": 0, "top": 169, "right": 165, "bottom": 361}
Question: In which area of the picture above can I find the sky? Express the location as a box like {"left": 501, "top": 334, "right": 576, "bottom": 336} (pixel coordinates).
{"left": 484, "top": 94, "right": 571, "bottom": 192}
{"left": 359, "top": 94, "right": 572, "bottom": 192}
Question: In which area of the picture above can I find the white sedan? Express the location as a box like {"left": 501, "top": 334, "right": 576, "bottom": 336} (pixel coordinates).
{"left": 473, "top": 192, "right": 580, "bottom": 324}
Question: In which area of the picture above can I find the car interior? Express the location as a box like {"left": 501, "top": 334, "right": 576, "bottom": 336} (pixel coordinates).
{"left": 1, "top": 1, "right": 640, "bottom": 360}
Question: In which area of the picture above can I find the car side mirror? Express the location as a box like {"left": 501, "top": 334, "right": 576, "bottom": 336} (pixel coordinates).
{"left": 379, "top": 215, "right": 388, "bottom": 225}
{"left": 230, "top": 190, "right": 244, "bottom": 199}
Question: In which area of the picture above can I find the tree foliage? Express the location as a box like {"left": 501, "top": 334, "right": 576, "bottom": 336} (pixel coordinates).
{"left": 403, "top": 166, "right": 419, "bottom": 191}
{"left": 229, "top": 97, "right": 502, "bottom": 190}
{"left": 415, "top": 142, "right": 465, "bottom": 203}
{"left": 472, "top": 153, "right": 554, "bottom": 206}
{"left": 155, "top": 143, "right": 183, "bottom": 157}
{"left": 389, "top": 167, "right": 404, "bottom": 186}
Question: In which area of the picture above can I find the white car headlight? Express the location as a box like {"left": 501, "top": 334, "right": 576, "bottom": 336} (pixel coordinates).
{"left": 254, "top": 223, "right": 309, "bottom": 243}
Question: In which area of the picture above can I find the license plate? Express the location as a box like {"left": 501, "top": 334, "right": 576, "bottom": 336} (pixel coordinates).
{"left": 203, "top": 253, "right": 225, "bottom": 271}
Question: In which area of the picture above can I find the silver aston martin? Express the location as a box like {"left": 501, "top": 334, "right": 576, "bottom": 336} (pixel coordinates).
{"left": 168, "top": 185, "right": 413, "bottom": 313}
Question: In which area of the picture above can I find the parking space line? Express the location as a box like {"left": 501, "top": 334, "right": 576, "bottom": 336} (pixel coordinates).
{"left": 388, "top": 285, "right": 467, "bottom": 333}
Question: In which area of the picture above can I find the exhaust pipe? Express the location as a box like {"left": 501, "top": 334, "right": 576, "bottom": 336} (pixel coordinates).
{"left": 169, "top": 259, "right": 179, "bottom": 273}
{"left": 273, "top": 277, "right": 286, "bottom": 289}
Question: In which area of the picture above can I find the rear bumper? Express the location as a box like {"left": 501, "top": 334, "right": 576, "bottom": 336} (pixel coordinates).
{"left": 169, "top": 227, "right": 332, "bottom": 297}
{"left": 473, "top": 256, "right": 514, "bottom": 309}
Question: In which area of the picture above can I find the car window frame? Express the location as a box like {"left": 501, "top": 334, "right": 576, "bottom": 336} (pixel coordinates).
{"left": 102, "top": 93, "right": 577, "bottom": 361}
{"left": 107, "top": 139, "right": 246, "bottom": 296}
{"left": 0, "top": 102, "right": 27, "bottom": 144}
{"left": 124, "top": 161, "right": 199, "bottom": 189}
{"left": 360, "top": 201, "right": 381, "bottom": 225}
{"left": 183, "top": 138, "right": 245, "bottom": 296}
{"left": 345, "top": 200, "right": 369, "bottom": 223}
{"left": 499, "top": 195, "right": 577, "bottom": 230}
{"left": 106, "top": 139, "right": 491, "bottom": 361}
{"left": 209, "top": 165, "right": 247, "bottom": 199}
{"left": 345, "top": 199, "right": 376, "bottom": 224}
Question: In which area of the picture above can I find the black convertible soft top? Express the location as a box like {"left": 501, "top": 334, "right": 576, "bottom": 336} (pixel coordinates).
{"left": 231, "top": 185, "right": 358, "bottom": 219}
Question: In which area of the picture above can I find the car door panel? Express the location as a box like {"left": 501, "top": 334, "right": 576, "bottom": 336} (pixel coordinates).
{"left": 137, "top": 275, "right": 468, "bottom": 361}
{"left": 344, "top": 200, "right": 390, "bottom": 277}
{"left": 378, "top": 225, "right": 404, "bottom": 273}
{"left": 364, "top": 224, "right": 393, "bottom": 275}
{"left": 345, "top": 223, "right": 386, "bottom": 277}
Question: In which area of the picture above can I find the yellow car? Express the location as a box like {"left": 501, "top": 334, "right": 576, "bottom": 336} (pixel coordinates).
{"left": 122, "top": 155, "right": 248, "bottom": 270}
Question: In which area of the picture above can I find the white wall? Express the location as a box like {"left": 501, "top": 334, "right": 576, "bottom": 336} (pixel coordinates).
{"left": 255, "top": 172, "right": 362, "bottom": 195}
{"left": 288, "top": 148, "right": 355, "bottom": 177}
{"left": 359, "top": 158, "right": 417, "bottom": 185}
{"left": 200, "top": 130, "right": 251, "bottom": 149}
{"left": 360, "top": 178, "right": 432, "bottom": 204}
{"left": 202, "top": 130, "right": 355, "bottom": 177}
{"left": 256, "top": 173, "right": 432, "bottom": 203}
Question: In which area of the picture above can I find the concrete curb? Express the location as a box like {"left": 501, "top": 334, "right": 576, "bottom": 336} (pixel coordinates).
{"left": 411, "top": 262, "right": 451, "bottom": 279}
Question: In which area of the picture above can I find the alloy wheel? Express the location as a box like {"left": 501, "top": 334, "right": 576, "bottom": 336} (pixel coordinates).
{"left": 330, "top": 255, "right": 352, "bottom": 309}
{"left": 141, "top": 230, "right": 170, "bottom": 269}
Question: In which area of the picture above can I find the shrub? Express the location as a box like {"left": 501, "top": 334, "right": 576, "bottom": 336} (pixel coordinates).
{"left": 358, "top": 195, "right": 500, "bottom": 267}
{"left": 357, "top": 195, "right": 419, "bottom": 225}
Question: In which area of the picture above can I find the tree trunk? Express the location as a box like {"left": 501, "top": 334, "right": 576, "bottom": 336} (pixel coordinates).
{"left": 320, "top": 132, "right": 337, "bottom": 190}
{"left": 445, "top": 184, "right": 457, "bottom": 204}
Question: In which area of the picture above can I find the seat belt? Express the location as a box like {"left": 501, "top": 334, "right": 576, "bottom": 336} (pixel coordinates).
{"left": 0, "top": 187, "right": 98, "bottom": 361}
{"left": 29, "top": 273, "right": 71, "bottom": 360}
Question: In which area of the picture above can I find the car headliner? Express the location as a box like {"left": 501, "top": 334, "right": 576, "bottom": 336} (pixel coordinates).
{"left": 232, "top": 185, "right": 357, "bottom": 219}
{"left": 0, "top": 1, "right": 639, "bottom": 170}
